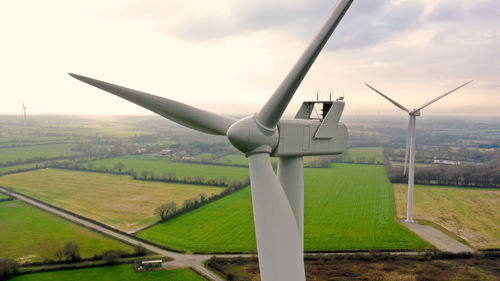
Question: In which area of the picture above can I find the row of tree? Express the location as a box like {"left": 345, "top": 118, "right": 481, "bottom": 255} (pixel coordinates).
{"left": 385, "top": 157, "right": 500, "bottom": 188}
{"left": 0, "top": 139, "right": 148, "bottom": 168}
{"left": 52, "top": 242, "right": 148, "bottom": 264}
{"left": 154, "top": 183, "right": 249, "bottom": 222}
{"left": 386, "top": 145, "right": 500, "bottom": 164}
{"left": 52, "top": 161, "right": 250, "bottom": 188}
{"left": 131, "top": 169, "right": 232, "bottom": 187}
{"left": 60, "top": 161, "right": 243, "bottom": 187}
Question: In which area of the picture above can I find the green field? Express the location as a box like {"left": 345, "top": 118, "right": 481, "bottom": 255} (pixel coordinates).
{"left": 194, "top": 153, "right": 212, "bottom": 160}
{"left": 0, "top": 192, "right": 9, "bottom": 199}
{"left": 344, "top": 147, "right": 384, "bottom": 164}
{"left": 0, "top": 143, "right": 77, "bottom": 164}
{"left": 395, "top": 184, "right": 500, "bottom": 249}
{"left": 10, "top": 265, "right": 205, "bottom": 281}
{"left": 138, "top": 163, "right": 427, "bottom": 253}
{"left": 86, "top": 155, "right": 249, "bottom": 183}
{"left": 0, "top": 163, "right": 43, "bottom": 175}
{"left": 217, "top": 154, "right": 248, "bottom": 166}
{"left": 0, "top": 200, "right": 132, "bottom": 262}
{"left": 0, "top": 169, "right": 225, "bottom": 232}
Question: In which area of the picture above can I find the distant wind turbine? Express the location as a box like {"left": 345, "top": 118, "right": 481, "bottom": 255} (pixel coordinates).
{"left": 22, "top": 102, "right": 27, "bottom": 126}
{"left": 365, "top": 80, "right": 473, "bottom": 222}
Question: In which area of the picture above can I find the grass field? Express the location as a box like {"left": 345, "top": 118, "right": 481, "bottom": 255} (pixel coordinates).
{"left": 217, "top": 154, "right": 248, "bottom": 165}
{"left": 0, "top": 163, "right": 43, "bottom": 175}
{"left": 0, "top": 169, "right": 225, "bottom": 232}
{"left": 86, "top": 155, "right": 249, "bottom": 183}
{"left": 344, "top": 147, "right": 384, "bottom": 163}
{"left": 138, "top": 163, "right": 427, "bottom": 253}
{"left": 0, "top": 192, "right": 9, "bottom": 199}
{"left": 217, "top": 155, "right": 326, "bottom": 167}
{"left": 194, "top": 153, "right": 212, "bottom": 160}
{"left": 0, "top": 143, "right": 77, "bottom": 164}
{"left": 10, "top": 265, "right": 205, "bottom": 281}
{"left": 217, "top": 154, "right": 279, "bottom": 166}
{"left": 0, "top": 200, "right": 132, "bottom": 262}
{"left": 394, "top": 184, "right": 500, "bottom": 249}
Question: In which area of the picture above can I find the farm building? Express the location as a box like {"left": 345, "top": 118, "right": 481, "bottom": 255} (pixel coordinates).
{"left": 140, "top": 259, "right": 162, "bottom": 270}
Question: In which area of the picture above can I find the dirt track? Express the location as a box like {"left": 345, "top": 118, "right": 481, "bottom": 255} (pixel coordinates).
{"left": 401, "top": 221, "right": 473, "bottom": 253}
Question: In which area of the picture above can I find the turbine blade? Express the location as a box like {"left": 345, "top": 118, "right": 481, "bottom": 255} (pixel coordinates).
{"left": 257, "top": 0, "right": 354, "bottom": 129}
{"left": 69, "top": 73, "right": 235, "bottom": 135}
{"left": 365, "top": 83, "right": 410, "bottom": 112}
{"left": 413, "top": 80, "right": 473, "bottom": 112}
{"left": 403, "top": 117, "right": 411, "bottom": 175}
{"left": 248, "top": 153, "right": 305, "bottom": 281}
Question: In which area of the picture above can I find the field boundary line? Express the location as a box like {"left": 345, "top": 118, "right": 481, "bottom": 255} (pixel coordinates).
{"left": 0, "top": 186, "right": 185, "bottom": 253}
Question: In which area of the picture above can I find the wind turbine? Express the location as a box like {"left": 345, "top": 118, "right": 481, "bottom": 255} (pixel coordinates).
{"left": 365, "top": 80, "right": 473, "bottom": 222}
{"left": 22, "top": 102, "right": 27, "bottom": 126}
{"left": 69, "top": 1, "right": 353, "bottom": 280}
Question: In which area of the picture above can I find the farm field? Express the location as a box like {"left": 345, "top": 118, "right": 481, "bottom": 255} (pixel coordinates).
{"left": 0, "top": 169, "right": 225, "bottom": 232}
{"left": 0, "top": 200, "right": 132, "bottom": 262}
{"left": 344, "top": 147, "right": 384, "bottom": 163}
{"left": 0, "top": 143, "right": 77, "bottom": 164}
{"left": 138, "top": 163, "right": 427, "bottom": 253}
{"left": 394, "top": 184, "right": 500, "bottom": 249}
{"left": 139, "top": 186, "right": 256, "bottom": 252}
{"left": 216, "top": 154, "right": 320, "bottom": 167}
{"left": 217, "top": 154, "right": 247, "bottom": 165}
{"left": 194, "top": 153, "right": 212, "bottom": 160}
{"left": 90, "top": 127, "right": 154, "bottom": 138}
{"left": 10, "top": 265, "right": 205, "bottom": 281}
{"left": 217, "top": 154, "right": 279, "bottom": 166}
{"left": 86, "top": 155, "right": 249, "bottom": 183}
{"left": 0, "top": 162, "right": 44, "bottom": 175}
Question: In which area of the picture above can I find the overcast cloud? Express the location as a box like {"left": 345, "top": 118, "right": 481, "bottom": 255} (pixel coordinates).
{"left": 0, "top": 0, "right": 498, "bottom": 116}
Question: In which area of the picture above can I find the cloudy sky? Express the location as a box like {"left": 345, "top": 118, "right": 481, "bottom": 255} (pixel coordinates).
{"left": 1, "top": 0, "right": 499, "bottom": 117}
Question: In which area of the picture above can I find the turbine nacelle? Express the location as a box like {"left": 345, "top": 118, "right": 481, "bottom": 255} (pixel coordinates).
{"left": 227, "top": 99, "right": 349, "bottom": 157}
{"left": 410, "top": 110, "right": 421, "bottom": 116}
{"left": 227, "top": 114, "right": 279, "bottom": 156}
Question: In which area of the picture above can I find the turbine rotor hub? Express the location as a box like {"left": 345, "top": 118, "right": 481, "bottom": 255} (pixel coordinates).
{"left": 226, "top": 114, "right": 279, "bottom": 156}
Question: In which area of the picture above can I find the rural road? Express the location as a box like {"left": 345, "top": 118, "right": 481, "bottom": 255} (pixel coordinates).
{"left": 401, "top": 221, "right": 473, "bottom": 253}
{"left": 0, "top": 187, "right": 252, "bottom": 281}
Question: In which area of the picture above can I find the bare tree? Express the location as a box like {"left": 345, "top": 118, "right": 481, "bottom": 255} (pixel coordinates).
{"left": 55, "top": 249, "right": 64, "bottom": 262}
{"left": 102, "top": 250, "right": 121, "bottom": 264}
{"left": 130, "top": 168, "right": 138, "bottom": 179}
{"left": 113, "top": 162, "right": 126, "bottom": 173}
{"left": 0, "top": 258, "right": 19, "bottom": 281}
{"left": 199, "top": 192, "right": 207, "bottom": 202}
{"left": 154, "top": 202, "right": 177, "bottom": 220}
{"left": 182, "top": 198, "right": 198, "bottom": 210}
{"left": 63, "top": 242, "right": 80, "bottom": 261}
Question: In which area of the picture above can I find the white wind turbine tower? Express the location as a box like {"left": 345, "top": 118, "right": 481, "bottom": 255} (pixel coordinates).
{"left": 69, "top": 1, "right": 354, "bottom": 280}
{"left": 365, "top": 80, "right": 473, "bottom": 222}
{"left": 22, "top": 102, "right": 27, "bottom": 126}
